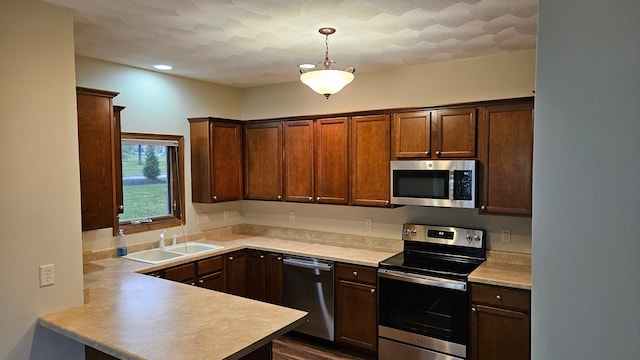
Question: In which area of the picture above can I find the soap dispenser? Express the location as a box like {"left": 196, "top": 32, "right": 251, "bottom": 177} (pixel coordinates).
{"left": 116, "top": 229, "right": 127, "bottom": 256}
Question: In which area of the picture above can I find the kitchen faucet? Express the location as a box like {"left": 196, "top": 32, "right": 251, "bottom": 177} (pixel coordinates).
{"left": 159, "top": 230, "right": 166, "bottom": 249}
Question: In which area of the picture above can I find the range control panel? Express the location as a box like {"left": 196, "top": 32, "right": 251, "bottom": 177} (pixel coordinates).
{"left": 402, "top": 223, "right": 485, "bottom": 249}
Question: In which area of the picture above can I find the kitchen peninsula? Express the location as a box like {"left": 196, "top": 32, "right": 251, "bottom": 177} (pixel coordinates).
{"left": 38, "top": 231, "right": 399, "bottom": 359}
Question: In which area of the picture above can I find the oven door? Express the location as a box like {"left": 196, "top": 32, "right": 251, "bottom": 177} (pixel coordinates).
{"left": 378, "top": 269, "right": 469, "bottom": 359}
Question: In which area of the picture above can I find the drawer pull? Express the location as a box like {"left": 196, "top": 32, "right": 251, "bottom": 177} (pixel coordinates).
{"left": 472, "top": 307, "right": 477, "bottom": 312}
{"left": 496, "top": 295, "right": 502, "bottom": 300}
{"left": 370, "top": 288, "right": 375, "bottom": 294}
{"left": 353, "top": 271, "right": 358, "bottom": 277}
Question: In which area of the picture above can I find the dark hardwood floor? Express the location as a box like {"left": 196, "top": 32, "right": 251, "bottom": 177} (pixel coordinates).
{"left": 273, "top": 334, "right": 371, "bottom": 360}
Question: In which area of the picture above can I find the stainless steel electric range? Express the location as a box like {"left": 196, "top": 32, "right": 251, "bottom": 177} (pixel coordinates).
{"left": 378, "top": 223, "right": 486, "bottom": 360}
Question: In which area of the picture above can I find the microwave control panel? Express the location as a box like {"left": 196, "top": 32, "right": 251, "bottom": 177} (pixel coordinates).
{"left": 453, "top": 170, "right": 473, "bottom": 200}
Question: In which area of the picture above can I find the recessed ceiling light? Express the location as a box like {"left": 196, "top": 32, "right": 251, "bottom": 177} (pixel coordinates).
{"left": 153, "top": 64, "right": 172, "bottom": 70}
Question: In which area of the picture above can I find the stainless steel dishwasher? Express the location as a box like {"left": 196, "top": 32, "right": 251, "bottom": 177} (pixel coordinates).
{"left": 282, "top": 255, "right": 335, "bottom": 341}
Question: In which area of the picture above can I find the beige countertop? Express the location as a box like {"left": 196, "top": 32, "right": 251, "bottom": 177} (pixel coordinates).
{"left": 468, "top": 250, "right": 532, "bottom": 290}
{"left": 38, "top": 234, "right": 399, "bottom": 359}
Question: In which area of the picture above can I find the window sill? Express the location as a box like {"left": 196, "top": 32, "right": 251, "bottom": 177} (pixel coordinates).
{"left": 119, "top": 217, "right": 184, "bottom": 235}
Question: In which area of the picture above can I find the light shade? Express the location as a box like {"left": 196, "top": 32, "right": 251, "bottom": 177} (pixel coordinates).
{"left": 300, "top": 70, "right": 355, "bottom": 99}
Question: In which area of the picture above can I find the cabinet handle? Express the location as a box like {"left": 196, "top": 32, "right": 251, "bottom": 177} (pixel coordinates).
{"left": 480, "top": 205, "right": 487, "bottom": 211}
{"left": 228, "top": 256, "right": 233, "bottom": 260}
{"left": 384, "top": 200, "right": 390, "bottom": 206}
{"left": 260, "top": 255, "right": 264, "bottom": 259}
{"left": 316, "top": 196, "right": 320, "bottom": 201}
{"left": 496, "top": 295, "right": 502, "bottom": 300}
{"left": 308, "top": 196, "right": 313, "bottom": 201}
{"left": 199, "top": 280, "right": 204, "bottom": 284}
{"left": 213, "top": 195, "right": 218, "bottom": 201}
{"left": 190, "top": 282, "right": 196, "bottom": 286}
{"left": 370, "top": 288, "right": 375, "bottom": 294}
{"left": 435, "top": 150, "right": 441, "bottom": 156}
{"left": 277, "top": 257, "right": 282, "bottom": 261}
{"left": 118, "top": 204, "right": 124, "bottom": 211}
{"left": 472, "top": 307, "right": 477, "bottom": 312}
{"left": 424, "top": 151, "right": 430, "bottom": 156}
{"left": 277, "top": 195, "right": 282, "bottom": 200}
{"left": 353, "top": 271, "right": 358, "bottom": 277}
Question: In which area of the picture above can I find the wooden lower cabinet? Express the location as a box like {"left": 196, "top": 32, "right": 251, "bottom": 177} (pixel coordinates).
{"left": 197, "top": 255, "right": 224, "bottom": 291}
{"left": 335, "top": 263, "right": 378, "bottom": 353}
{"left": 225, "top": 250, "right": 247, "bottom": 297}
{"left": 469, "top": 283, "right": 531, "bottom": 360}
{"left": 246, "top": 250, "right": 283, "bottom": 305}
{"left": 86, "top": 342, "right": 271, "bottom": 360}
{"left": 163, "top": 262, "right": 196, "bottom": 285}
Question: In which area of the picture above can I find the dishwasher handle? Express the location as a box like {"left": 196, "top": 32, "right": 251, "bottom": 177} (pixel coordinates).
{"left": 283, "top": 257, "right": 333, "bottom": 271}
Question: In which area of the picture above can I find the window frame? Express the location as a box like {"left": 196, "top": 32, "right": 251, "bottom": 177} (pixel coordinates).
{"left": 118, "top": 132, "right": 185, "bottom": 235}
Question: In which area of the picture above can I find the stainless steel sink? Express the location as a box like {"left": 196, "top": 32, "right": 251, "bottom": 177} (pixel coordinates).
{"left": 165, "top": 242, "right": 223, "bottom": 254}
{"left": 124, "top": 248, "right": 184, "bottom": 264}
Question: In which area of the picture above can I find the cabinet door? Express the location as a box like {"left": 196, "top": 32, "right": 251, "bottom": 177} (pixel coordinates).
{"left": 224, "top": 250, "right": 247, "bottom": 296}
{"left": 470, "top": 304, "right": 530, "bottom": 360}
{"left": 392, "top": 111, "right": 431, "bottom": 159}
{"left": 351, "top": 115, "right": 390, "bottom": 207}
{"left": 163, "top": 262, "right": 196, "bottom": 285}
{"left": 284, "top": 120, "right": 314, "bottom": 202}
{"left": 246, "top": 250, "right": 267, "bottom": 301}
{"left": 433, "top": 108, "right": 477, "bottom": 158}
{"left": 265, "top": 253, "right": 283, "bottom": 305}
{"left": 199, "top": 271, "right": 224, "bottom": 291}
{"left": 314, "top": 117, "right": 349, "bottom": 204}
{"left": 197, "top": 256, "right": 224, "bottom": 291}
{"left": 479, "top": 102, "right": 534, "bottom": 215}
{"left": 211, "top": 122, "right": 243, "bottom": 202}
{"left": 245, "top": 122, "right": 283, "bottom": 200}
{"left": 336, "top": 264, "right": 377, "bottom": 351}
{"left": 76, "top": 87, "right": 119, "bottom": 231}
{"left": 113, "top": 106, "right": 125, "bottom": 216}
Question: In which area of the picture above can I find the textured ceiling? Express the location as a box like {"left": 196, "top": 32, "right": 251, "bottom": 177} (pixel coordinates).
{"left": 43, "top": 0, "right": 538, "bottom": 88}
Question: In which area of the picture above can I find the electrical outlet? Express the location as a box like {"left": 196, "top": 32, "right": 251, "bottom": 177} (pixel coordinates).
{"left": 365, "top": 218, "right": 372, "bottom": 230}
{"left": 501, "top": 229, "right": 511, "bottom": 243}
{"left": 39, "top": 264, "right": 55, "bottom": 287}
{"left": 289, "top": 211, "right": 295, "bottom": 222}
{"left": 223, "top": 210, "right": 229, "bottom": 220}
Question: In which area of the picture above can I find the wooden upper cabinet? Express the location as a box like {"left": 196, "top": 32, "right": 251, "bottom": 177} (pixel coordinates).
{"left": 113, "top": 106, "right": 125, "bottom": 215}
{"left": 479, "top": 100, "right": 534, "bottom": 215}
{"left": 189, "top": 119, "right": 243, "bottom": 203}
{"left": 76, "top": 87, "right": 121, "bottom": 231}
{"left": 244, "top": 122, "right": 283, "bottom": 200}
{"left": 350, "top": 115, "right": 391, "bottom": 207}
{"left": 314, "top": 117, "right": 349, "bottom": 204}
{"left": 433, "top": 107, "right": 477, "bottom": 158}
{"left": 284, "top": 120, "right": 314, "bottom": 203}
{"left": 392, "top": 111, "right": 431, "bottom": 159}
{"left": 392, "top": 108, "right": 477, "bottom": 159}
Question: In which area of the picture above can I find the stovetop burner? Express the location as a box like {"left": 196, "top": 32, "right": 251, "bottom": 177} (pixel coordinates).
{"left": 379, "top": 224, "right": 486, "bottom": 281}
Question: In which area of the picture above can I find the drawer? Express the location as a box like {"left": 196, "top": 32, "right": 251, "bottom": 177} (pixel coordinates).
{"left": 163, "top": 262, "right": 196, "bottom": 283}
{"left": 336, "top": 263, "right": 377, "bottom": 285}
{"left": 197, "top": 256, "right": 223, "bottom": 276}
{"left": 471, "top": 283, "right": 530, "bottom": 311}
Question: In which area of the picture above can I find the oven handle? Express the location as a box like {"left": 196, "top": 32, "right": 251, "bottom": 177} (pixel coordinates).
{"left": 377, "top": 269, "right": 467, "bottom": 291}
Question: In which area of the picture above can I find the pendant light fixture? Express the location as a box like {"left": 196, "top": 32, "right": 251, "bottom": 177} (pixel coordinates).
{"left": 299, "top": 27, "right": 355, "bottom": 99}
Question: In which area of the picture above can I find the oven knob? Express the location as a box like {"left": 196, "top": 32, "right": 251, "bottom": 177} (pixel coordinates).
{"left": 466, "top": 234, "right": 472, "bottom": 242}
{"left": 473, "top": 234, "right": 481, "bottom": 242}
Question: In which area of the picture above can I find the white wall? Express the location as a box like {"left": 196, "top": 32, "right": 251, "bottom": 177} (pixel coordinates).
{"left": 533, "top": 1, "right": 640, "bottom": 359}
{"left": 0, "top": 1, "right": 84, "bottom": 359}
{"left": 78, "top": 51, "right": 536, "bottom": 255}
{"left": 241, "top": 49, "right": 536, "bottom": 119}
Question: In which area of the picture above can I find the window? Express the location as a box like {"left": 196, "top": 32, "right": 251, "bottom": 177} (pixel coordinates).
{"left": 119, "top": 133, "right": 185, "bottom": 234}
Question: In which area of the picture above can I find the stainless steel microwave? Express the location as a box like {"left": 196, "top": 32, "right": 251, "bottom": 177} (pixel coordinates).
{"left": 390, "top": 160, "right": 476, "bottom": 208}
